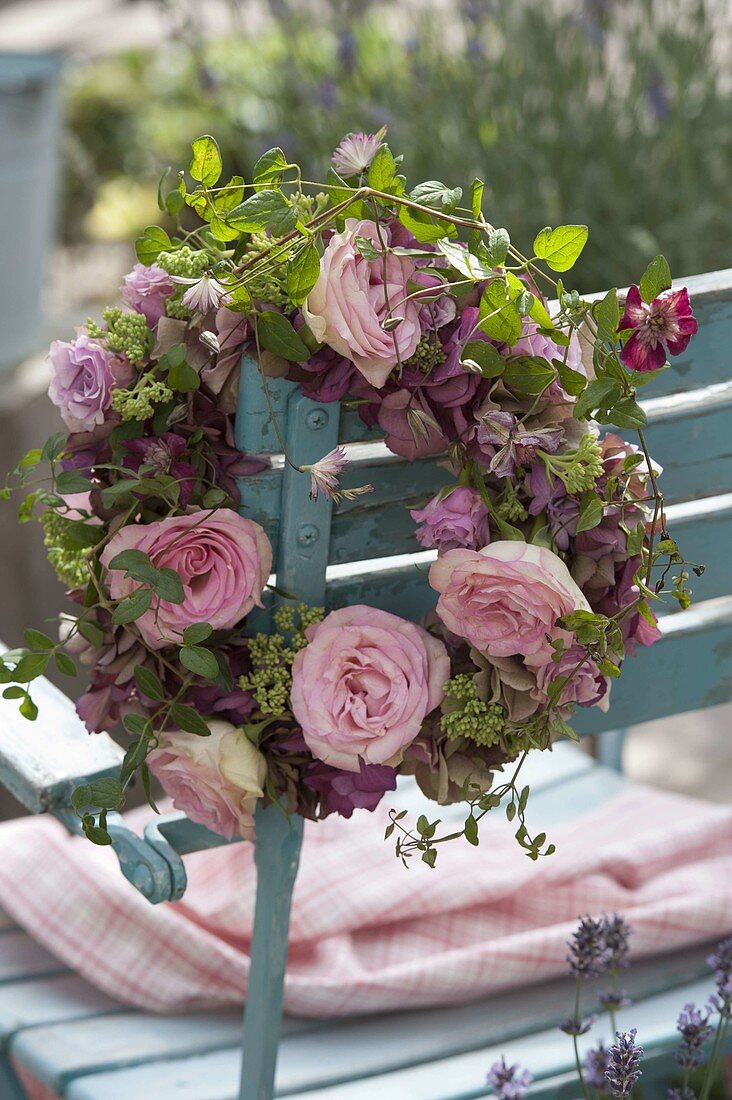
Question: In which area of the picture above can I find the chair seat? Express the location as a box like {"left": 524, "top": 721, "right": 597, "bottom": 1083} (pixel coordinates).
{"left": 0, "top": 746, "right": 726, "bottom": 1100}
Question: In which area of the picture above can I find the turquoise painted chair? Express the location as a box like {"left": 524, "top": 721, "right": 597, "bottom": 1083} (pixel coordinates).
{"left": 0, "top": 267, "right": 731, "bottom": 1100}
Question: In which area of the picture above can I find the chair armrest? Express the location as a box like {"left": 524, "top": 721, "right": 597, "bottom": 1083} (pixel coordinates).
{"left": 0, "top": 645, "right": 123, "bottom": 814}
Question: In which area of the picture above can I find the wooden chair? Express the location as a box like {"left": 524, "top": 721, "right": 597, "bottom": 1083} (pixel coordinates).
{"left": 0, "top": 267, "right": 731, "bottom": 1100}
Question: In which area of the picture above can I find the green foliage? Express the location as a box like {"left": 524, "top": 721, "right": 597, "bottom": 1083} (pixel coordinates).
{"left": 533, "top": 225, "right": 589, "bottom": 271}
{"left": 189, "top": 134, "right": 223, "bottom": 187}
{"left": 61, "top": 1, "right": 731, "bottom": 288}
{"left": 256, "top": 311, "right": 310, "bottom": 361}
{"left": 639, "top": 253, "right": 672, "bottom": 302}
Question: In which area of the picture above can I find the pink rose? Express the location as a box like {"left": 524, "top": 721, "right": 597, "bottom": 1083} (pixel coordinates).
{"left": 101, "top": 510, "right": 272, "bottom": 649}
{"left": 530, "top": 644, "right": 610, "bottom": 712}
{"left": 303, "top": 219, "right": 422, "bottom": 389}
{"left": 120, "top": 263, "right": 174, "bottom": 327}
{"left": 48, "top": 334, "right": 133, "bottom": 434}
{"left": 148, "top": 720, "right": 267, "bottom": 840}
{"left": 429, "top": 540, "right": 590, "bottom": 660}
{"left": 291, "top": 605, "right": 450, "bottom": 772}
{"left": 411, "top": 487, "right": 491, "bottom": 554}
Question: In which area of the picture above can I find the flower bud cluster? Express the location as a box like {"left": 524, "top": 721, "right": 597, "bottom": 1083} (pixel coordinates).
{"left": 111, "top": 375, "right": 173, "bottom": 422}
{"left": 440, "top": 673, "right": 506, "bottom": 747}
{"left": 407, "top": 335, "right": 447, "bottom": 373}
{"left": 88, "top": 307, "right": 151, "bottom": 366}
{"left": 540, "top": 432, "right": 605, "bottom": 495}
{"left": 40, "top": 512, "right": 91, "bottom": 589}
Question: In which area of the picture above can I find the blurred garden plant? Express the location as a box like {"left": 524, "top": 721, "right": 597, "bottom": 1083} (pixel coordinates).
{"left": 63, "top": 0, "right": 731, "bottom": 291}
{"left": 487, "top": 918, "right": 732, "bottom": 1100}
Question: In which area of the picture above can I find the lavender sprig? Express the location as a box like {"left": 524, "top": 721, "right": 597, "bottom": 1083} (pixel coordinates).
{"left": 675, "top": 1003, "right": 712, "bottom": 1071}
{"left": 567, "top": 915, "right": 612, "bottom": 979}
{"left": 605, "top": 1028, "right": 644, "bottom": 1098}
{"left": 486, "top": 1056, "right": 533, "bottom": 1100}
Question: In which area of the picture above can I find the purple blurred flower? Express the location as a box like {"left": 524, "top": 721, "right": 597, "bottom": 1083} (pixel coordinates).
{"left": 604, "top": 914, "right": 632, "bottom": 968}
{"left": 674, "top": 1003, "right": 712, "bottom": 1070}
{"left": 306, "top": 760, "right": 398, "bottom": 819}
{"left": 583, "top": 1042, "right": 610, "bottom": 1089}
{"left": 605, "top": 1029, "right": 643, "bottom": 1098}
{"left": 708, "top": 937, "right": 732, "bottom": 1018}
{"left": 411, "top": 487, "right": 490, "bottom": 554}
{"left": 560, "top": 1014, "right": 597, "bottom": 1036}
{"left": 619, "top": 285, "right": 697, "bottom": 373}
{"left": 567, "top": 915, "right": 612, "bottom": 978}
{"left": 486, "top": 1057, "right": 533, "bottom": 1100}
{"left": 120, "top": 263, "right": 174, "bottom": 327}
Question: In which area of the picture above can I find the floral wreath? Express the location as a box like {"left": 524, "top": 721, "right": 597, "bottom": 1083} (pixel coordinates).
{"left": 1, "top": 131, "right": 700, "bottom": 866}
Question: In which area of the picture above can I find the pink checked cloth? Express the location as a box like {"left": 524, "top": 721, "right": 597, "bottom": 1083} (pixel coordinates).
{"left": 1, "top": 771, "right": 732, "bottom": 1018}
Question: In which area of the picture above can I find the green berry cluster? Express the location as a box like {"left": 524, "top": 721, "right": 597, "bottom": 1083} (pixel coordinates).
{"left": 407, "top": 336, "right": 447, "bottom": 373}
{"left": 496, "top": 483, "right": 528, "bottom": 523}
{"left": 240, "top": 603, "right": 325, "bottom": 716}
{"left": 244, "top": 232, "right": 290, "bottom": 306}
{"left": 165, "top": 295, "right": 192, "bottom": 320}
{"left": 540, "top": 432, "right": 604, "bottom": 495}
{"left": 40, "top": 511, "right": 91, "bottom": 589}
{"left": 88, "top": 308, "right": 151, "bottom": 366}
{"left": 440, "top": 673, "right": 506, "bottom": 747}
{"left": 111, "top": 375, "right": 173, "bottom": 422}
{"left": 157, "top": 247, "right": 210, "bottom": 279}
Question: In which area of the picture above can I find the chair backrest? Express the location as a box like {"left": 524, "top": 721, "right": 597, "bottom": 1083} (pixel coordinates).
{"left": 236, "top": 267, "right": 732, "bottom": 736}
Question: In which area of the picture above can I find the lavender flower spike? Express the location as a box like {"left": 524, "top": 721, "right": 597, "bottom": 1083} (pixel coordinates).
{"left": 486, "top": 1056, "right": 533, "bottom": 1100}
{"left": 707, "top": 936, "right": 732, "bottom": 1018}
{"left": 567, "top": 915, "right": 612, "bottom": 978}
{"left": 605, "top": 1029, "right": 644, "bottom": 1098}
{"left": 674, "top": 1003, "right": 712, "bottom": 1070}
{"left": 603, "top": 914, "right": 632, "bottom": 969}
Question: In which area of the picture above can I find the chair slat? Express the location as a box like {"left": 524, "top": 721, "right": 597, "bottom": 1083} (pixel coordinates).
{"left": 576, "top": 594, "right": 732, "bottom": 734}
{"left": 0, "top": 646, "right": 123, "bottom": 814}
{"left": 59, "top": 945, "right": 716, "bottom": 1100}
{"left": 0, "top": 974, "right": 120, "bottom": 1046}
{"left": 0, "top": 931, "right": 66, "bottom": 984}
{"left": 643, "top": 381, "right": 732, "bottom": 503}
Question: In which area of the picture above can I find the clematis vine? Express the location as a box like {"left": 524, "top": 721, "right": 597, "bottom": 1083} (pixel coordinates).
{"left": 618, "top": 285, "right": 698, "bottom": 373}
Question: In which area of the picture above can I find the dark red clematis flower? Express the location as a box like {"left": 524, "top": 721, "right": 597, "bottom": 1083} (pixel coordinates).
{"left": 618, "top": 284, "right": 698, "bottom": 373}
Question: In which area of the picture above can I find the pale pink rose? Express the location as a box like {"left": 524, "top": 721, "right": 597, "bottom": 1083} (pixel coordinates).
{"left": 101, "top": 510, "right": 272, "bottom": 650}
{"left": 429, "top": 540, "right": 590, "bottom": 660}
{"left": 302, "top": 219, "right": 422, "bottom": 389}
{"left": 148, "top": 720, "right": 267, "bottom": 840}
{"left": 291, "top": 605, "right": 450, "bottom": 772}
{"left": 530, "top": 644, "right": 610, "bottom": 712}
{"left": 48, "top": 334, "right": 133, "bottom": 434}
{"left": 411, "top": 487, "right": 490, "bottom": 554}
{"left": 120, "top": 263, "right": 174, "bottom": 326}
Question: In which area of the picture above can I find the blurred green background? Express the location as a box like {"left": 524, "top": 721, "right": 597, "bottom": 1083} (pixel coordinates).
{"left": 62, "top": 0, "right": 732, "bottom": 294}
